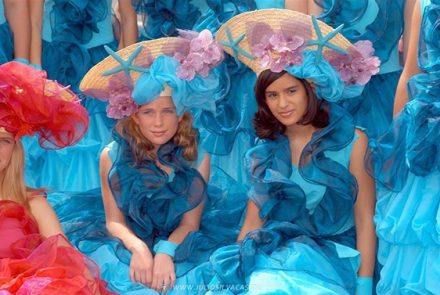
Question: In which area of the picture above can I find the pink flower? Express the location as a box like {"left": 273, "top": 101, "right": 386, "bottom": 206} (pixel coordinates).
{"left": 251, "top": 31, "right": 304, "bottom": 73}
{"left": 106, "top": 84, "right": 137, "bottom": 119}
{"left": 177, "top": 64, "right": 196, "bottom": 80}
{"left": 269, "top": 32, "right": 303, "bottom": 53}
{"left": 174, "top": 29, "right": 224, "bottom": 80}
{"left": 328, "top": 40, "right": 380, "bottom": 86}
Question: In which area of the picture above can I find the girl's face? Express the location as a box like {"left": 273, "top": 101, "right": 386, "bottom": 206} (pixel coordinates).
{"left": 0, "top": 130, "right": 15, "bottom": 173}
{"left": 133, "top": 96, "right": 180, "bottom": 148}
{"left": 264, "top": 73, "right": 309, "bottom": 128}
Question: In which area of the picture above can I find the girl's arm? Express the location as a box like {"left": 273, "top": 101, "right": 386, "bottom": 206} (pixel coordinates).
{"left": 237, "top": 199, "right": 265, "bottom": 241}
{"left": 4, "top": 0, "right": 31, "bottom": 61}
{"left": 100, "top": 148, "right": 153, "bottom": 286}
{"left": 285, "top": 0, "right": 308, "bottom": 13}
{"left": 28, "top": 195, "right": 65, "bottom": 238}
{"left": 151, "top": 174, "right": 206, "bottom": 291}
{"left": 29, "top": 0, "right": 44, "bottom": 66}
{"left": 307, "top": 0, "right": 322, "bottom": 16}
{"left": 117, "top": 0, "right": 138, "bottom": 48}
{"left": 350, "top": 130, "right": 376, "bottom": 291}
{"left": 393, "top": 0, "right": 422, "bottom": 116}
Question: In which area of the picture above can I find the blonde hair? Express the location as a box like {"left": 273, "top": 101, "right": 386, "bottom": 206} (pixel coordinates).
{"left": 116, "top": 112, "right": 198, "bottom": 166}
{"left": 0, "top": 140, "right": 28, "bottom": 206}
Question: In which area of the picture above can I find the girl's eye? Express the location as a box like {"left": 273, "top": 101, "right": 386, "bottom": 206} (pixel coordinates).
{"left": 163, "top": 109, "right": 176, "bottom": 114}
{"left": 287, "top": 88, "right": 297, "bottom": 94}
{"left": 142, "top": 110, "right": 153, "bottom": 115}
{"left": 0, "top": 139, "right": 12, "bottom": 145}
{"left": 266, "top": 93, "right": 277, "bottom": 99}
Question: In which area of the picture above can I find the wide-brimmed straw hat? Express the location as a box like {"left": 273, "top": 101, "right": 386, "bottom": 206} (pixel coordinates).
{"left": 216, "top": 9, "right": 380, "bottom": 102}
{"left": 80, "top": 30, "right": 224, "bottom": 119}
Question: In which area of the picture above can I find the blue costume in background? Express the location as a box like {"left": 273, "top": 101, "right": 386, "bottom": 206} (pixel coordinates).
{"left": 317, "top": 0, "right": 405, "bottom": 140}
{"left": 370, "top": 0, "right": 440, "bottom": 293}
{"left": 24, "top": 0, "right": 117, "bottom": 192}
{"left": 0, "top": 1, "right": 13, "bottom": 64}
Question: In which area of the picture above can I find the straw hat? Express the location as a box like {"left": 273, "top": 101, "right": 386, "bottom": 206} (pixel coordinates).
{"left": 216, "top": 9, "right": 354, "bottom": 74}
{"left": 79, "top": 30, "right": 224, "bottom": 119}
{"left": 216, "top": 9, "right": 380, "bottom": 101}
{"left": 80, "top": 38, "right": 184, "bottom": 92}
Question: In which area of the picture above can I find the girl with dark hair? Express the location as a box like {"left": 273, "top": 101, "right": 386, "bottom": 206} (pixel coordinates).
{"left": 203, "top": 9, "right": 379, "bottom": 294}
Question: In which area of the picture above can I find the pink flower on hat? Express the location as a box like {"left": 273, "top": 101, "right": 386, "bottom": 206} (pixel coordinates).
{"left": 328, "top": 40, "right": 381, "bottom": 86}
{"left": 174, "top": 29, "right": 223, "bottom": 80}
{"left": 252, "top": 31, "right": 304, "bottom": 73}
{"left": 106, "top": 82, "right": 138, "bottom": 119}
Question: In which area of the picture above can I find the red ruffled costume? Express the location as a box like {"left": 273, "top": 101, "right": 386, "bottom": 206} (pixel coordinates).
{"left": 0, "top": 199, "right": 116, "bottom": 294}
{"left": 0, "top": 61, "right": 88, "bottom": 148}
{"left": 0, "top": 62, "right": 113, "bottom": 294}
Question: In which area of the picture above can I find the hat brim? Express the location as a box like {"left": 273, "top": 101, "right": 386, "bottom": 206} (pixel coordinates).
{"left": 216, "top": 9, "right": 353, "bottom": 74}
{"left": 80, "top": 38, "right": 187, "bottom": 92}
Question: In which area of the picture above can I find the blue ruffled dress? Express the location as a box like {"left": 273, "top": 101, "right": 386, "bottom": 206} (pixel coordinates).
{"left": 0, "top": 1, "right": 13, "bottom": 64}
{"left": 50, "top": 130, "right": 244, "bottom": 294}
{"left": 24, "top": 0, "right": 117, "bottom": 192}
{"left": 133, "top": 0, "right": 284, "bottom": 41}
{"left": 133, "top": 0, "right": 203, "bottom": 40}
{"left": 317, "top": 0, "right": 404, "bottom": 141}
{"left": 369, "top": 0, "right": 440, "bottom": 293}
{"left": 178, "top": 104, "right": 363, "bottom": 294}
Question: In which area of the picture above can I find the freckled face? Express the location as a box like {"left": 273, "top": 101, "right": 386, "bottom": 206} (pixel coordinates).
{"left": 132, "top": 96, "right": 180, "bottom": 147}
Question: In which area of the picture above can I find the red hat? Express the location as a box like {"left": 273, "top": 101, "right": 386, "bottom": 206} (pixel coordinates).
{"left": 0, "top": 62, "right": 89, "bottom": 149}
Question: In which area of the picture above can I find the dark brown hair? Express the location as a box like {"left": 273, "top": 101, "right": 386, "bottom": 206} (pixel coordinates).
{"left": 253, "top": 70, "right": 329, "bottom": 140}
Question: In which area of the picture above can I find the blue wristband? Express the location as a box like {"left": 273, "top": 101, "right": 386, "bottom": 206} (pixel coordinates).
{"left": 13, "top": 58, "right": 30, "bottom": 65}
{"left": 356, "top": 277, "right": 373, "bottom": 295}
{"left": 30, "top": 63, "right": 43, "bottom": 70}
{"left": 153, "top": 240, "right": 178, "bottom": 258}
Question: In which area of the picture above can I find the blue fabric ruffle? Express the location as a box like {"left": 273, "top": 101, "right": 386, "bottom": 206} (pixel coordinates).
{"left": 316, "top": 0, "right": 404, "bottom": 65}
{"left": 286, "top": 51, "right": 364, "bottom": 102}
{"left": 25, "top": 0, "right": 117, "bottom": 192}
{"left": 132, "top": 55, "right": 220, "bottom": 117}
{"left": 0, "top": 0, "right": 11, "bottom": 64}
{"left": 49, "top": 131, "right": 248, "bottom": 294}
{"left": 368, "top": 1, "right": 440, "bottom": 293}
{"left": 108, "top": 131, "right": 206, "bottom": 246}
{"left": 246, "top": 104, "right": 357, "bottom": 234}
{"left": 193, "top": 104, "right": 361, "bottom": 294}
{"left": 48, "top": 0, "right": 108, "bottom": 44}
{"left": 419, "top": 0, "right": 440, "bottom": 72}
{"left": 339, "top": 70, "right": 401, "bottom": 141}
{"left": 134, "top": 0, "right": 202, "bottom": 40}
{"left": 0, "top": 22, "right": 13, "bottom": 65}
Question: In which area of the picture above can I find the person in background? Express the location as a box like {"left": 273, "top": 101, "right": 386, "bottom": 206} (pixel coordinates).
{"left": 371, "top": 0, "right": 440, "bottom": 293}
{"left": 0, "top": 61, "right": 114, "bottom": 294}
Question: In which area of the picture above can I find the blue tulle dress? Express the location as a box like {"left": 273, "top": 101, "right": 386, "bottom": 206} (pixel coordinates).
{"left": 49, "top": 129, "right": 246, "bottom": 294}
{"left": 369, "top": 0, "right": 440, "bottom": 293}
{"left": 317, "top": 0, "right": 404, "bottom": 141}
{"left": 176, "top": 104, "right": 363, "bottom": 294}
{"left": 0, "top": 1, "right": 13, "bottom": 64}
{"left": 132, "top": 0, "right": 285, "bottom": 41}
{"left": 24, "top": 0, "right": 117, "bottom": 192}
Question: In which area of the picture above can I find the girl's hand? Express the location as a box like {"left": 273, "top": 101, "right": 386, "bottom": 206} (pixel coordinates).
{"left": 129, "top": 242, "right": 154, "bottom": 286}
{"left": 151, "top": 253, "right": 176, "bottom": 294}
